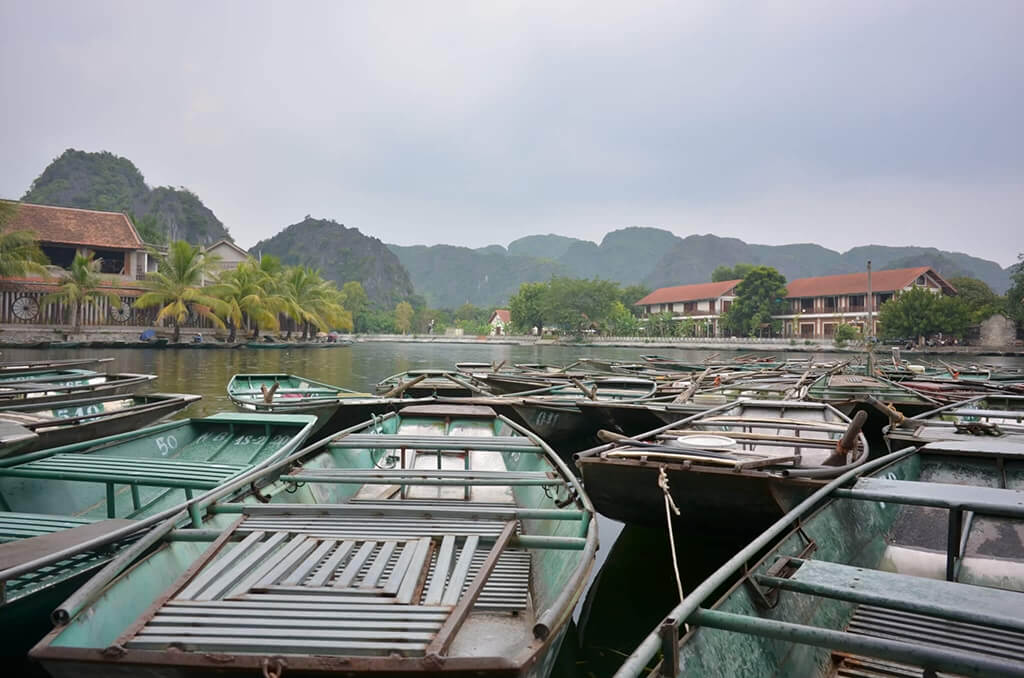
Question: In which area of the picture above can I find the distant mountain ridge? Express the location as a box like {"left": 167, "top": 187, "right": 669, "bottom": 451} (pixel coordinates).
{"left": 390, "top": 229, "right": 1012, "bottom": 307}
{"left": 15, "top": 149, "right": 1013, "bottom": 309}
{"left": 21, "top": 149, "right": 230, "bottom": 245}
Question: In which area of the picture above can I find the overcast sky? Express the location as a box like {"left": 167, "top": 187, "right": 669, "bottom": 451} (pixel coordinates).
{"left": 1, "top": 1, "right": 1021, "bottom": 265}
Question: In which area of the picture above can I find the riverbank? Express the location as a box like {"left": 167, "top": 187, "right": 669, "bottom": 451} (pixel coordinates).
{"left": 2, "top": 325, "right": 1020, "bottom": 356}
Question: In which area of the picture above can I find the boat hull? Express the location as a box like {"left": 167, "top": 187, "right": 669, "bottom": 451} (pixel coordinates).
{"left": 578, "top": 456, "right": 818, "bottom": 532}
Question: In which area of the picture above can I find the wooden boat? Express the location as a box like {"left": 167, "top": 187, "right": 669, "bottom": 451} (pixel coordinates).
{"left": 805, "top": 372, "right": 940, "bottom": 440}
{"left": 245, "top": 339, "right": 295, "bottom": 349}
{"left": 375, "top": 369, "right": 486, "bottom": 398}
{"left": 0, "top": 372, "right": 157, "bottom": 406}
{"left": 450, "top": 378, "right": 659, "bottom": 457}
{"left": 0, "top": 392, "right": 202, "bottom": 456}
{"left": 885, "top": 394, "right": 1024, "bottom": 451}
{"left": 0, "top": 412, "right": 317, "bottom": 654}
{"left": 228, "top": 373, "right": 425, "bottom": 435}
{"left": 613, "top": 438, "right": 1024, "bottom": 678}
{"left": 576, "top": 400, "right": 868, "bottom": 533}
{"left": 0, "top": 357, "right": 113, "bottom": 375}
{"left": 31, "top": 403, "right": 597, "bottom": 677}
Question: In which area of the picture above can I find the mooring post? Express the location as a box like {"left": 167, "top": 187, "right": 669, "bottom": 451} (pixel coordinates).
{"left": 659, "top": 617, "right": 680, "bottom": 677}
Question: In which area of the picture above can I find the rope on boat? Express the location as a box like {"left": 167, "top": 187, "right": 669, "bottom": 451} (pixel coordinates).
{"left": 658, "top": 466, "right": 687, "bottom": 618}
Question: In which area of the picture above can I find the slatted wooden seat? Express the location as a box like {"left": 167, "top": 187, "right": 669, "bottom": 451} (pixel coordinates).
{"left": 758, "top": 559, "right": 1024, "bottom": 634}
{"left": 0, "top": 454, "right": 248, "bottom": 518}
{"left": 123, "top": 514, "right": 525, "bottom": 657}
{"left": 0, "top": 511, "right": 96, "bottom": 542}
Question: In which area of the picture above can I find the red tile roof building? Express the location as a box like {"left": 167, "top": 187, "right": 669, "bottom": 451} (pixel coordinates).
{"left": 635, "top": 280, "right": 741, "bottom": 337}
{"left": 636, "top": 267, "right": 956, "bottom": 339}
{"left": 0, "top": 201, "right": 157, "bottom": 327}
{"left": 489, "top": 309, "right": 511, "bottom": 335}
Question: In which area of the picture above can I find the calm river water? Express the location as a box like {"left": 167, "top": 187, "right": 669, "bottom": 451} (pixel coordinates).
{"left": 9, "top": 342, "right": 1024, "bottom": 677}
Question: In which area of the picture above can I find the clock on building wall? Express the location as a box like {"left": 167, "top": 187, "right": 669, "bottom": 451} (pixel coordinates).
{"left": 110, "top": 301, "right": 131, "bottom": 323}
{"left": 11, "top": 296, "right": 39, "bottom": 321}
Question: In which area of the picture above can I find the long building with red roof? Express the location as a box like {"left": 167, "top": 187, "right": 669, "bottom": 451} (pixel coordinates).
{"left": 636, "top": 266, "right": 956, "bottom": 338}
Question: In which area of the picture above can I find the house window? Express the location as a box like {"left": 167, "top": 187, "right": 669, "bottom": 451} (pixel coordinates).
{"left": 824, "top": 296, "right": 837, "bottom": 312}
{"left": 722, "top": 300, "right": 732, "bottom": 312}
{"left": 800, "top": 298, "right": 814, "bottom": 313}
{"left": 683, "top": 301, "right": 697, "bottom": 314}
{"left": 877, "top": 293, "right": 893, "bottom": 307}
{"left": 848, "top": 295, "right": 865, "bottom": 311}
{"left": 916, "top": 275, "right": 926, "bottom": 285}
{"left": 92, "top": 249, "right": 126, "bottom": 275}
{"left": 40, "top": 245, "right": 77, "bottom": 269}
{"left": 823, "top": 323, "right": 836, "bottom": 337}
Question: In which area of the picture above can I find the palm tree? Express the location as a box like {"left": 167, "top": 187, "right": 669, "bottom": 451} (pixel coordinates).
{"left": 134, "top": 240, "right": 225, "bottom": 343}
{"left": 42, "top": 252, "right": 121, "bottom": 332}
{"left": 211, "top": 258, "right": 288, "bottom": 342}
{"left": 0, "top": 201, "right": 49, "bottom": 278}
{"left": 282, "top": 266, "right": 351, "bottom": 340}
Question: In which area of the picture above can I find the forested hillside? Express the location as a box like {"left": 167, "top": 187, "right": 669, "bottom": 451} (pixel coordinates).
{"left": 252, "top": 217, "right": 414, "bottom": 307}
{"left": 21, "top": 149, "right": 230, "bottom": 245}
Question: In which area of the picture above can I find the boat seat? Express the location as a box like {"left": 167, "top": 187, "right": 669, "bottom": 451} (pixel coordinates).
{"left": 923, "top": 439, "right": 1024, "bottom": 460}
{"left": 329, "top": 434, "right": 543, "bottom": 453}
{"left": 832, "top": 603, "right": 1024, "bottom": 675}
{"left": 125, "top": 516, "right": 527, "bottom": 656}
{"left": 834, "top": 477, "right": 1024, "bottom": 518}
{"left": 759, "top": 558, "right": 1024, "bottom": 634}
{"left": 281, "top": 468, "right": 563, "bottom": 486}
{"left": 0, "top": 511, "right": 96, "bottom": 542}
{"left": 0, "top": 454, "right": 248, "bottom": 518}
{"left": 0, "top": 516, "right": 135, "bottom": 570}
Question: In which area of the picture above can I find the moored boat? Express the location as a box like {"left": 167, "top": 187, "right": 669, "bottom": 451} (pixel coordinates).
{"left": 31, "top": 403, "right": 597, "bottom": 677}
{"left": 228, "top": 373, "right": 426, "bottom": 435}
{"left": 575, "top": 399, "right": 868, "bottom": 532}
{"left": 0, "top": 412, "right": 318, "bottom": 653}
{"left": 885, "top": 394, "right": 1024, "bottom": 451}
{"left": 0, "top": 357, "right": 113, "bottom": 375}
{"left": 0, "top": 372, "right": 157, "bottom": 406}
{"left": 0, "top": 392, "right": 203, "bottom": 455}
{"left": 375, "top": 369, "right": 487, "bottom": 398}
{"left": 614, "top": 437, "right": 1024, "bottom": 678}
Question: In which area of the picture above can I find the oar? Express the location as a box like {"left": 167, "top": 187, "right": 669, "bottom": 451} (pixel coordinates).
{"left": 382, "top": 373, "right": 428, "bottom": 399}
{"left": 822, "top": 410, "right": 868, "bottom": 467}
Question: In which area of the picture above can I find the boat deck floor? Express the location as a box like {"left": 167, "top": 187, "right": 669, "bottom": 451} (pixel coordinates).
{"left": 832, "top": 603, "right": 1024, "bottom": 677}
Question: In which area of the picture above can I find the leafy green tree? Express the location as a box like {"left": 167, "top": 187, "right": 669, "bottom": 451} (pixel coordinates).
{"left": 711, "top": 263, "right": 755, "bottom": 282}
{"left": 129, "top": 213, "right": 166, "bottom": 246}
{"left": 283, "top": 266, "right": 351, "bottom": 339}
{"left": 619, "top": 284, "right": 651, "bottom": 315}
{"left": 341, "top": 281, "right": 369, "bottom": 332}
{"left": 544, "top": 277, "right": 620, "bottom": 336}
{"left": 134, "top": 240, "right": 225, "bottom": 343}
{"left": 645, "top": 310, "right": 676, "bottom": 337}
{"left": 41, "top": 252, "right": 121, "bottom": 331}
{"left": 509, "top": 282, "right": 548, "bottom": 334}
{"left": 878, "top": 287, "right": 971, "bottom": 343}
{"left": 605, "top": 301, "right": 640, "bottom": 335}
{"left": 362, "top": 308, "right": 397, "bottom": 333}
{"left": 1005, "top": 254, "right": 1024, "bottom": 324}
{"left": 0, "top": 201, "right": 49, "bottom": 278}
{"left": 212, "top": 258, "right": 287, "bottom": 340}
{"left": 832, "top": 323, "right": 861, "bottom": 347}
{"left": 721, "top": 266, "right": 788, "bottom": 336}
{"left": 414, "top": 308, "right": 451, "bottom": 334}
{"left": 948, "top": 276, "right": 1004, "bottom": 323}
{"left": 394, "top": 301, "right": 414, "bottom": 334}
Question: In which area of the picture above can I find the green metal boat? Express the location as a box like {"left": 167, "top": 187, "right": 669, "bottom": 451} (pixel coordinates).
{"left": 0, "top": 412, "right": 317, "bottom": 654}
{"left": 31, "top": 403, "right": 597, "bottom": 677}
{"left": 885, "top": 394, "right": 1024, "bottom": 451}
{"left": 0, "top": 372, "right": 157, "bottom": 406}
{"left": 614, "top": 438, "right": 1024, "bottom": 678}
{"left": 0, "top": 357, "right": 113, "bottom": 376}
{"left": 227, "top": 373, "right": 425, "bottom": 435}
{"left": 0, "top": 368, "right": 101, "bottom": 385}
{"left": 0, "top": 392, "right": 203, "bottom": 456}
{"left": 376, "top": 369, "right": 486, "bottom": 398}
